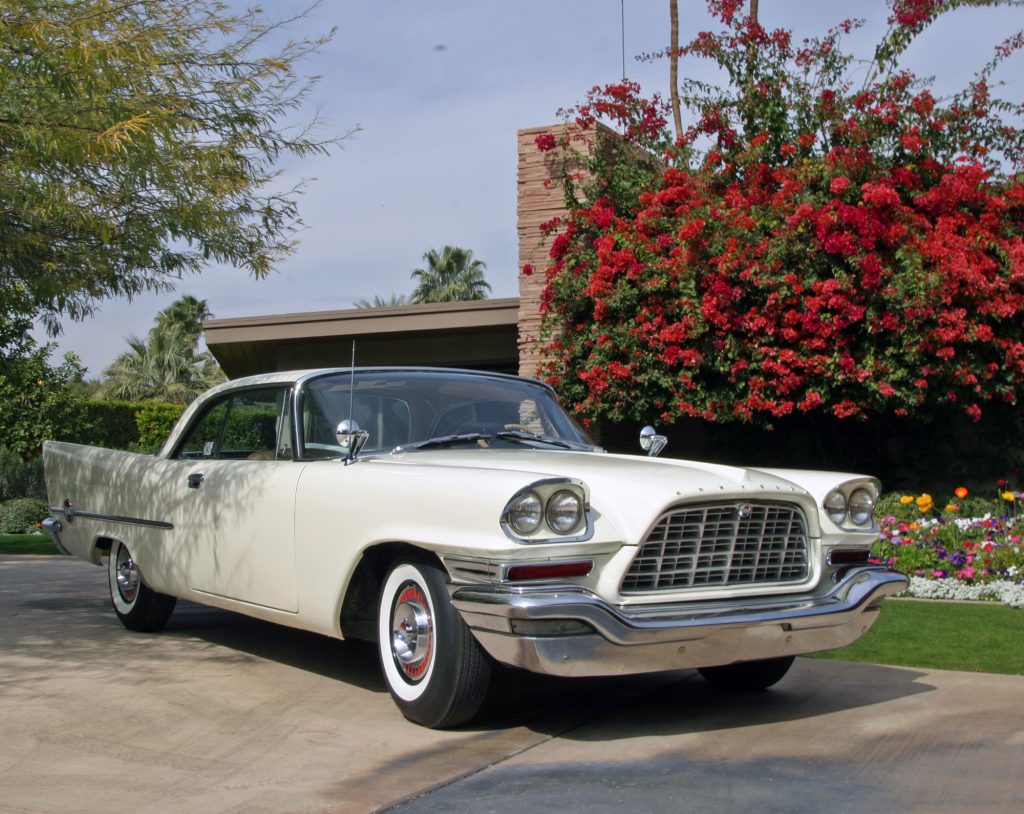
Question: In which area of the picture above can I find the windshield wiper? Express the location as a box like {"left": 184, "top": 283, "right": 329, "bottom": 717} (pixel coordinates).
{"left": 392, "top": 430, "right": 583, "bottom": 454}
{"left": 493, "top": 430, "right": 575, "bottom": 449}
{"left": 392, "top": 433, "right": 491, "bottom": 453}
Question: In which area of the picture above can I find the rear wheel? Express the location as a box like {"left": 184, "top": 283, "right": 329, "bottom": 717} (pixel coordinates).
{"left": 108, "top": 541, "right": 176, "bottom": 632}
{"left": 698, "top": 656, "right": 795, "bottom": 691}
{"left": 377, "top": 559, "right": 490, "bottom": 728}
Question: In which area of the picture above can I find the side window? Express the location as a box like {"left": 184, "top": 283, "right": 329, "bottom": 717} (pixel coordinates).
{"left": 177, "top": 387, "right": 292, "bottom": 460}
{"left": 179, "top": 401, "right": 229, "bottom": 459}
{"left": 221, "top": 388, "right": 289, "bottom": 460}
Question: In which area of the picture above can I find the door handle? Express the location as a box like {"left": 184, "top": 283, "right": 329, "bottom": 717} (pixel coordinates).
{"left": 187, "top": 473, "right": 205, "bottom": 489}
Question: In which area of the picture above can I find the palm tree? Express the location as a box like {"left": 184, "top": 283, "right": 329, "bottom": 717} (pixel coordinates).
{"left": 98, "top": 296, "right": 224, "bottom": 403}
{"left": 97, "top": 325, "right": 224, "bottom": 403}
{"left": 353, "top": 293, "right": 410, "bottom": 308}
{"left": 410, "top": 246, "right": 491, "bottom": 303}
{"left": 154, "top": 295, "right": 212, "bottom": 340}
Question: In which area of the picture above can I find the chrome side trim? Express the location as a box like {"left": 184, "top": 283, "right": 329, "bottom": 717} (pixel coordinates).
{"left": 48, "top": 507, "right": 173, "bottom": 530}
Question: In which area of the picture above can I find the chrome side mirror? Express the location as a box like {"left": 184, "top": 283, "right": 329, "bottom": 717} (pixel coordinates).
{"left": 639, "top": 425, "right": 667, "bottom": 458}
{"left": 336, "top": 419, "right": 370, "bottom": 463}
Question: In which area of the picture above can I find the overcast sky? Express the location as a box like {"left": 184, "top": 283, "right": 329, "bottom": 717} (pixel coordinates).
{"left": 37, "top": 0, "right": 1023, "bottom": 376}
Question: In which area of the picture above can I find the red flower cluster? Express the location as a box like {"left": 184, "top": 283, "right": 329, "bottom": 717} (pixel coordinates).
{"left": 537, "top": 2, "right": 1024, "bottom": 428}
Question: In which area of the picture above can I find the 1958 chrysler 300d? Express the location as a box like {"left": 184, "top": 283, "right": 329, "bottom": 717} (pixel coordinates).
{"left": 43, "top": 367, "right": 907, "bottom": 727}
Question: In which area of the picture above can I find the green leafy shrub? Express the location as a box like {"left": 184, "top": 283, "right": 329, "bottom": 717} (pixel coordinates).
{"left": 0, "top": 498, "right": 49, "bottom": 534}
{"left": 62, "top": 400, "right": 142, "bottom": 449}
{"left": 0, "top": 446, "right": 46, "bottom": 501}
{"left": 135, "top": 401, "right": 187, "bottom": 452}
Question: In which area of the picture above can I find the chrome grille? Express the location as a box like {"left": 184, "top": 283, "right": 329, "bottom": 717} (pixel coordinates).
{"left": 622, "top": 502, "right": 809, "bottom": 593}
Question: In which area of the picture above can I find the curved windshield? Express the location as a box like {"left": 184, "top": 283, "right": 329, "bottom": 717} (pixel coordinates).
{"left": 299, "top": 369, "right": 595, "bottom": 458}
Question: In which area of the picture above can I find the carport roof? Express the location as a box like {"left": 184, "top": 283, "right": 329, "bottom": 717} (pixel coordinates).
{"left": 203, "top": 297, "right": 521, "bottom": 378}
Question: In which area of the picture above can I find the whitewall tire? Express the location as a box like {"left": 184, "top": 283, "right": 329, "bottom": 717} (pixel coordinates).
{"left": 377, "top": 559, "right": 490, "bottom": 728}
{"left": 107, "top": 541, "right": 176, "bottom": 633}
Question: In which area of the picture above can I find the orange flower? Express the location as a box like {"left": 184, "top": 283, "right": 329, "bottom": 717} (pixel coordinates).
{"left": 916, "top": 493, "right": 934, "bottom": 513}
{"left": 954, "top": 486, "right": 969, "bottom": 499}
{"left": 899, "top": 495, "right": 914, "bottom": 505}
{"left": 945, "top": 504, "right": 958, "bottom": 512}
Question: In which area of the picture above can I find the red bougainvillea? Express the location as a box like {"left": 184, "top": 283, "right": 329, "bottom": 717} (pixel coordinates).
{"left": 539, "top": 0, "right": 1024, "bottom": 427}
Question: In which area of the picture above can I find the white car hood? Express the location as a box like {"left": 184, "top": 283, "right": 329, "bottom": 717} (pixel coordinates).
{"left": 369, "top": 449, "right": 824, "bottom": 543}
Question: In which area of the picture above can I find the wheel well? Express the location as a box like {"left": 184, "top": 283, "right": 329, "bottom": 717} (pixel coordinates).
{"left": 93, "top": 536, "right": 115, "bottom": 562}
{"left": 340, "top": 543, "right": 442, "bottom": 642}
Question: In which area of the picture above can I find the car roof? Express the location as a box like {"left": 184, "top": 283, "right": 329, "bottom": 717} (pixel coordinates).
{"left": 218, "top": 367, "right": 553, "bottom": 393}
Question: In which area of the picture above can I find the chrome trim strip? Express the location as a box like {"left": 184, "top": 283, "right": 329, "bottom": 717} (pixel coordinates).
{"left": 48, "top": 507, "right": 173, "bottom": 530}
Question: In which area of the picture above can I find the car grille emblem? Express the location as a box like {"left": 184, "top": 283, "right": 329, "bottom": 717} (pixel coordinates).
{"left": 736, "top": 503, "right": 753, "bottom": 520}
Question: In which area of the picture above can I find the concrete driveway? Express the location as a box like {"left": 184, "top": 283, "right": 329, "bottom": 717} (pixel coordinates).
{"left": 1, "top": 555, "right": 1021, "bottom": 814}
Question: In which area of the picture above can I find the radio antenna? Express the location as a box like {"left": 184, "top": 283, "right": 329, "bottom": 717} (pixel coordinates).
{"left": 342, "top": 340, "right": 358, "bottom": 465}
{"left": 347, "top": 340, "right": 356, "bottom": 424}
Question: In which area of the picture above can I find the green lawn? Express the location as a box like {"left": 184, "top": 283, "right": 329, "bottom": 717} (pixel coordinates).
{"left": 0, "top": 534, "right": 62, "bottom": 555}
{"left": 809, "top": 598, "right": 1024, "bottom": 675}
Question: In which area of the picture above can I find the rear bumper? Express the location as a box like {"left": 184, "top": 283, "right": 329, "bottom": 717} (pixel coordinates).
{"left": 450, "top": 567, "right": 908, "bottom": 677}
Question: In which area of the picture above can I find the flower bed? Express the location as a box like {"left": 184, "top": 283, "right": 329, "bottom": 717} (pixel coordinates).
{"left": 871, "top": 486, "right": 1023, "bottom": 608}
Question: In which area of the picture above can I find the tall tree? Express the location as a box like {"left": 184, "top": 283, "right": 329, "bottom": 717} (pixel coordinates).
{"left": 669, "top": 0, "right": 683, "bottom": 141}
{"left": 154, "top": 296, "right": 213, "bottom": 340}
{"left": 0, "top": 0, "right": 350, "bottom": 333}
{"left": 410, "top": 247, "right": 491, "bottom": 304}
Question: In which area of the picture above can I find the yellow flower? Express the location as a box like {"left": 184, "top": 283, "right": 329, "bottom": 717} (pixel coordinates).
{"left": 945, "top": 504, "right": 958, "bottom": 512}
{"left": 916, "top": 493, "right": 934, "bottom": 513}
{"left": 1003, "top": 491, "right": 1017, "bottom": 502}
{"left": 899, "top": 495, "right": 914, "bottom": 505}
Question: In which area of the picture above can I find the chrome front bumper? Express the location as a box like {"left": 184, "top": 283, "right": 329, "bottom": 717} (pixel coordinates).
{"left": 450, "top": 567, "right": 908, "bottom": 677}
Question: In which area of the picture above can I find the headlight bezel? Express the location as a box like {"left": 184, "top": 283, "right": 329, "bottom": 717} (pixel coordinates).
{"left": 501, "top": 479, "right": 592, "bottom": 543}
{"left": 823, "top": 479, "right": 879, "bottom": 531}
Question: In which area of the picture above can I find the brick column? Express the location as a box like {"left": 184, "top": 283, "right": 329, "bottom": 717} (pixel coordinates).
{"left": 516, "top": 124, "right": 604, "bottom": 379}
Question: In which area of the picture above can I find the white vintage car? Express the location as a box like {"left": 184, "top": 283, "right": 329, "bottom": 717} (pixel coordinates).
{"left": 43, "top": 367, "right": 906, "bottom": 727}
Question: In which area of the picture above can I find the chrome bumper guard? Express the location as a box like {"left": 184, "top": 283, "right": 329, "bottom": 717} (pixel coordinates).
{"left": 450, "top": 567, "right": 908, "bottom": 677}
{"left": 40, "top": 517, "right": 71, "bottom": 556}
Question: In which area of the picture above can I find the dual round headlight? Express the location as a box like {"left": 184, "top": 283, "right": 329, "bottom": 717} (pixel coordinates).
{"left": 824, "top": 487, "right": 876, "bottom": 528}
{"left": 506, "top": 489, "right": 585, "bottom": 537}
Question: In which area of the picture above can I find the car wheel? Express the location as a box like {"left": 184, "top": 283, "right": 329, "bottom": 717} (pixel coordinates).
{"left": 377, "top": 559, "right": 491, "bottom": 728}
{"left": 108, "top": 541, "right": 176, "bottom": 632}
{"left": 698, "top": 656, "right": 795, "bottom": 691}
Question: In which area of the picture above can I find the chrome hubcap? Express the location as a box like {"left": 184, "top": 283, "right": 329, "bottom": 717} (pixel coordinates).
{"left": 115, "top": 546, "right": 140, "bottom": 604}
{"left": 390, "top": 583, "right": 432, "bottom": 682}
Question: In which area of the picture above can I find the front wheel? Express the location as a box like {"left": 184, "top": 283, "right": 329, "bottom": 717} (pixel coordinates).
{"left": 377, "top": 559, "right": 491, "bottom": 728}
{"left": 108, "top": 541, "right": 176, "bottom": 632}
{"left": 698, "top": 656, "right": 795, "bottom": 691}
